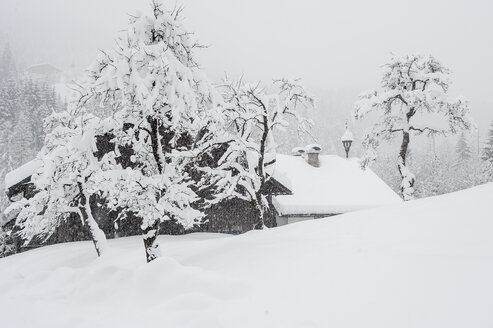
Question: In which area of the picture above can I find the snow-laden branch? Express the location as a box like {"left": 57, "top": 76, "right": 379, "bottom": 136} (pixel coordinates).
{"left": 216, "top": 77, "right": 316, "bottom": 229}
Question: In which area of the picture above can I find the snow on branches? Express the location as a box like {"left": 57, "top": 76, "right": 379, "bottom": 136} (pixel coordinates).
{"left": 0, "top": 226, "right": 14, "bottom": 258}
{"left": 76, "top": 1, "right": 226, "bottom": 262}
{"left": 218, "top": 78, "right": 315, "bottom": 229}
{"left": 6, "top": 109, "right": 108, "bottom": 256}
{"left": 354, "top": 54, "right": 472, "bottom": 200}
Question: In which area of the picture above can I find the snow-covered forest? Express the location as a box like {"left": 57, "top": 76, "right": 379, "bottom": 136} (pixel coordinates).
{"left": 1, "top": 0, "right": 493, "bottom": 327}
{"left": 0, "top": 48, "right": 63, "bottom": 210}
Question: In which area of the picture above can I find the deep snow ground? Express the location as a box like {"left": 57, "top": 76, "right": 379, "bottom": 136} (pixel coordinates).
{"left": 1, "top": 184, "right": 493, "bottom": 328}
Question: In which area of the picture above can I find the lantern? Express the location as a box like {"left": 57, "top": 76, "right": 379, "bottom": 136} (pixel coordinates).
{"left": 340, "top": 121, "right": 354, "bottom": 158}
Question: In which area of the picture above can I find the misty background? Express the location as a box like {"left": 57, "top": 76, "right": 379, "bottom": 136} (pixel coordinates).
{"left": 1, "top": 1, "right": 492, "bottom": 109}
{"left": 0, "top": 0, "right": 492, "bottom": 198}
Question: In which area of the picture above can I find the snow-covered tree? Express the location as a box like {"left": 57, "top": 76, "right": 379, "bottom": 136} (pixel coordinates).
{"left": 413, "top": 151, "right": 446, "bottom": 197}
{"left": 26, "top": 82, "right": 59, "bottom": 148}
{"left": 0, "top": 45, "right": 17, "bottom": 84}
{"left": 11, "top": 111, "right": 36, "bottom": 164}
{"left": 482, "top": 121, "right": 493, "bottom": 164}
{"left": 0, "top": 77, "right": 20, "bottom": 123}
{"left": 6, "top": 110, "right": 108, "bottom": 256}
{"left": 77, "top": 1, "right": 225, "bottom": 262}
{"left": 0, "top": 226, "right": 15, "bottom": 258}
{"left": 354, "top": 54, "right": 472, "bottom": 200}
{"left": 219, "top": 78, "right": 315, "bottom": 229}
{"left": 0, "top": 46, "right": 61, "bottom": 218}
{"left": 30, "top": 103, "right": 53, "bottom": 149}
{"left": 456, "top": 132, "right": 472, "bottom": 162}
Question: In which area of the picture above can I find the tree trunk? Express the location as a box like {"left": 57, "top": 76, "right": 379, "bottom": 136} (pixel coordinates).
{"left": 143, "top": 116, "right": 164, "bottom": 262}
{"left": 77, "top": 182, "right": 108, "bottom": 257}
{"left": 142, "top": 219, "right": 161, "bottom": 263}
{"left": 397, "top": 131, "right": 415, "bottom": 201}
{"left": 148, "top": 117, "right": 164, "bottom": 174}
{"left": 253, "top": 104, "right": 270, "bottom": 230}
{"left": 252, "top": 192, "right": 265, "bottom": 230}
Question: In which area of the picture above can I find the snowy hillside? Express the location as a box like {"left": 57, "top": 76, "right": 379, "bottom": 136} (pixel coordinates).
{"left": 1, "top": 184, "right": 493, "bottom": 328}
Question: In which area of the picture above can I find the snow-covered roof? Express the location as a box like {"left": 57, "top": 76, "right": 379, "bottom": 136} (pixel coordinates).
{"left": 305, "top": 144, "right": 322, "bottom": 153}
{"left": 5, "top": 160, "right": 42, "bottom": 190}
{"left": 291, "top": 147, "right": 305, "bottom": 156}
{"left": 272, "top": 154, "right": 401, "bottom": 215}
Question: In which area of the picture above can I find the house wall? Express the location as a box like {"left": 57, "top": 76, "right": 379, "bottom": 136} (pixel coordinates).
{"left": 5, "top": 180, "right": 281, "bottom": 254}
{"left": 276, "top": 215, "right": 314, "bottom": 226}
{"left": 276, "top": 216, "right": 289, "bottom": 226}
{"left": 202, "top": 198, "right": 277, "bottom": 234}
{"left": 276, "top": 213, "right": 338, "bottom": 227}
{"left": 288, "top": 216, "right": 315, "bottom": 225}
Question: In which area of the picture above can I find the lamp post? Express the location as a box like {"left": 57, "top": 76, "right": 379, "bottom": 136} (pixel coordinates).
{"left": 341, "top": 121, "right": 353, "bottom": 158}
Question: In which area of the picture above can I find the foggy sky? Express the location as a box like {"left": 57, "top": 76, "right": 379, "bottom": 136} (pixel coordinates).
{"left": 1, "top": 0, "right": 492, "bottom": 122}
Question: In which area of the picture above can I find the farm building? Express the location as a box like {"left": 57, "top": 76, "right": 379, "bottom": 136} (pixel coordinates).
{"left": 271, "top": 148, "right": 402, "bottom": 226}
{"left": 25, "top": 63, "right": 62, "bottom": 84}
{"left": 3, "top": 139, "right": 400, "bottom": 251}
{"left": 2, "top": 154, "right": 289, "bottom": 250}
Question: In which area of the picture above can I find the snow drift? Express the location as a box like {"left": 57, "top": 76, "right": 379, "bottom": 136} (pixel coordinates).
{"left": 0, "top": 183, "right": 492, "bottom": 328}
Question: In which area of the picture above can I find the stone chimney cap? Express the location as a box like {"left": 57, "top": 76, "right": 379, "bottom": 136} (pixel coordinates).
{"left": 305, "top": 144, "right": 322, "bottom": 154}
{"left": 291, "top": 147, "right": 306, "bottom": 156}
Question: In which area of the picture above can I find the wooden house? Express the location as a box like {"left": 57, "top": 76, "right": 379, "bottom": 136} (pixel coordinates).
{"left": 271, "top": 148, "right": 402, "bottom": 226}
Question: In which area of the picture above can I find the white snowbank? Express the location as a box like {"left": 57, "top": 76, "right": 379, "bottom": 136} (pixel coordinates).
{"left": 1, "top": 183, "right": 493, "bottom": 328}
{"left": 272, "top": 154, "right": 401, "bottom": 215}
{"left": 4, "top": 160, "right": 42, "bottom": 189}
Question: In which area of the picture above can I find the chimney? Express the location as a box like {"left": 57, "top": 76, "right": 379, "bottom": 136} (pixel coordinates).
{"left": 291, "top": 147, "right": 305, "bottom": 157}
{"left": 304, "top": 144, "right": 322, "bottom": 167}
